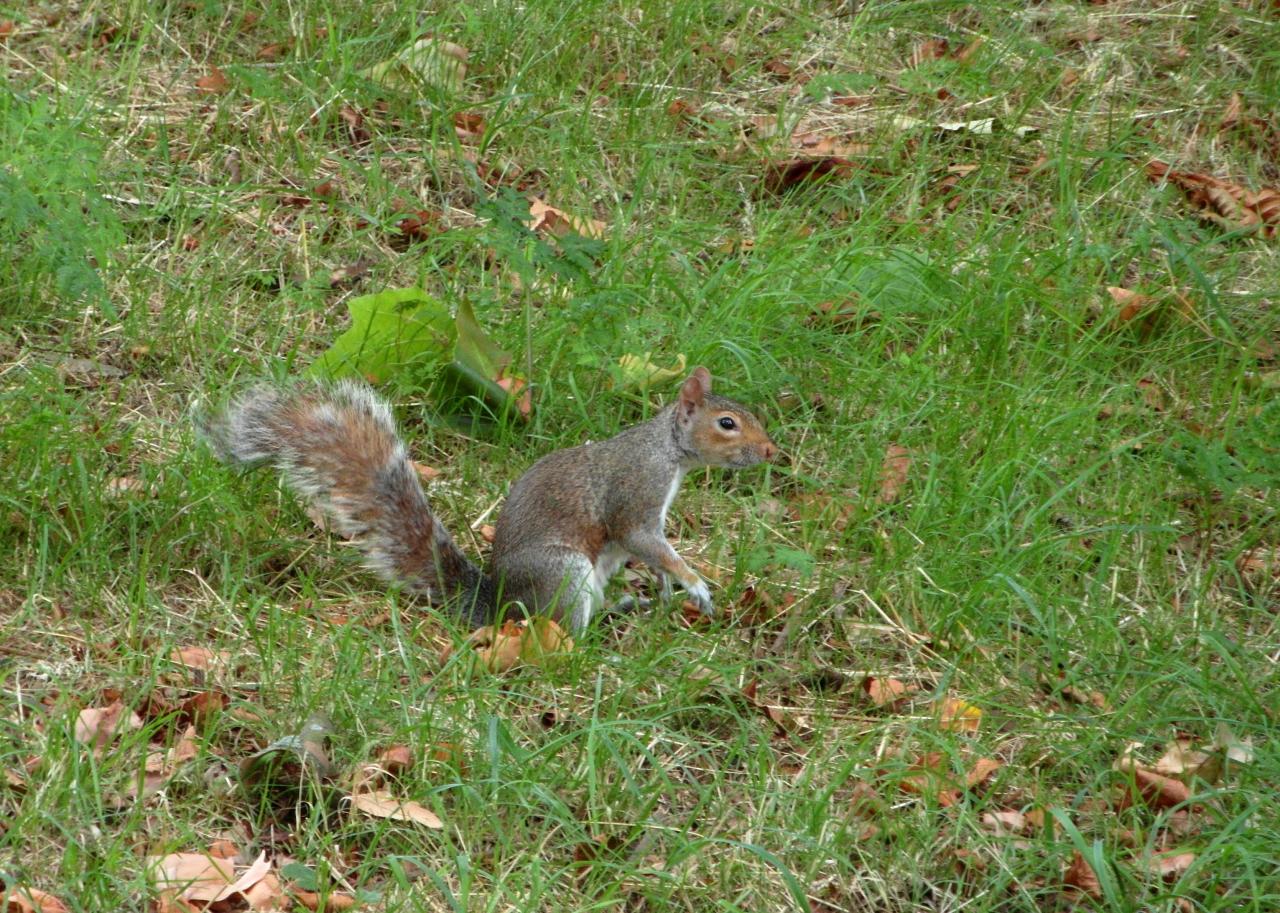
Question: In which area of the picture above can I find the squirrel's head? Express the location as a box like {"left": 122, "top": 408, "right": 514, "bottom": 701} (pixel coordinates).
{"left": 676, "top": 367, "right": 778, "bottom": 468}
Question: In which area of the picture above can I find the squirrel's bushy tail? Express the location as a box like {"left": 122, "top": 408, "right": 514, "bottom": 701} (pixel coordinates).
{"left": 202, "top": 380, "right": 497, "bottom": 627}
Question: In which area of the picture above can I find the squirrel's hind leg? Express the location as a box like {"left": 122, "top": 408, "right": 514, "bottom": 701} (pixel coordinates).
{"left": 499, "top": 548, "right": 600, "bottom": 634}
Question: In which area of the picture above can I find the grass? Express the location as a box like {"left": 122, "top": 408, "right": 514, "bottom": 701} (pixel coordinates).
{"left": 2, "top": 0, "right": 1279, "bottom": 910}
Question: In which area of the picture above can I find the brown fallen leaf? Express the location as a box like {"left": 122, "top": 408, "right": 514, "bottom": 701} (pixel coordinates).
{"left": 897, "top": 752, "right": 962, "bottom": 807}
{"left": 762, "top": 157, "right": 857, "bottom": 195}
{"left": 445, "top": 617, "right": 573, "bottom": 672}
{"left": 411, "top": 460, "right": 442, "bottom": 482}
{"left": 861, "top": 675, "right": 916, "bottom": 708}
{"left": 526, "top": 198, "right": 606, "bottom": 240}
{"left": 338, "top": 104, "right": 372, "bottom": 147}
{"left": 1146, "top": 160, "right": 1280, "bottom": 239}
{"left": 329, "top": 259, "right": 373, "bottom": 288}
{"left": 2, "top": 888, "right": 70, "bottom": 913}
{"left": 349, "top": 789, "right": 443, "bottom": 828}
{"left": 195, "top": 66, "right": 230, "bottom": 94}
{"left": 1062, "top": 851, "right": 1103, "bottom": 899}
{"left": 1138, "top": 850, "right": 1196, "bottom": 882}
{"left": 980, "top": 808, "right": 1028, "bottom": 835}
{"left": 169, "top": 646, "right": 233, "bottom": 675}
{"left": 147, "top": 853, "right": 236, "bottom": 901}
{"left": 291, "top": 889, "right": 359, "bottom": 911}
{"left": 1115, "top": 760, "right": 1192, "bottom": 810}
{"left": 876, "top": 444, "right": 912, "bottom": 504}
{"left": 75, "top": 700, "right": 143, "bottom": 751}
{"left": 454, "top": 111, "right": 485, "bottom": 142}
{"left": 964, "top": 757, "right": 1002, "bottom": 790}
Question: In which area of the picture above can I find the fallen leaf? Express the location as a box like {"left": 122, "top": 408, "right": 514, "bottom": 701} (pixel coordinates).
{"left": 329, "top": 259, "right": 373, "bottom": 288}
{"left": 241, "top": 870, "right": 287, "bottom": 909}
{"left": 1145, "top": 160, "right": 1280, "bottom": 239}
{"left": 147, "top": 853, "right": 236, "bottom": 901}
{"left": 964, "top": 757, "right": 1002, "bottom": 790}
{"left": 256, "top": 41, "right": 292, "bottom": 61}
{"left": 453, "top": 111, "right": 485, "bottom": 142}
{"left": 1155, "top": 738, "right": 1218, "bottom": 783}
{"left": 338, "top": 105, "right": 372, "bottom": 147}
{"left": 1062, "top": 851, "right": 1103, "bottom": 899}
{"left": 762, "top": 157, "right": 857, "bottom": 195}
{"left": 762, "top": 57, "right": 794, "bottom": 79}
{"left": 169, "top": 646, "right": 232, "bottom": 675}
{"left": 291, "top": 890, "right": 359, "bottom": 911}
{"left": 1139, "top": 850, "right": 1196, "bottom": 882}
{"left": 909, "top": 38, "right": 951, "bottom": 67}
{"left": 448, "top": 617, "right": 573, "bottom": 672}
{"left": 411, "top": 461, "right": 442, "bottom": 482}
{"left": 2, "top": 888, "right": 70, "bottom": 913}
{"left": 935, "top": 697, "right": 981, "bottom": 733}
{"left": 1115, "top": 760, "right": 1192, "bottom": 810}
{"left": 195, "top": 66, "right": 230, "bottom": 94}
{"left": 980, "top": 809, "right": 1028, "bottom": 835}
{"left": 75, "top": 700, "right": 142, "bottom": 751}
{"left": 362, "top": 37, "right": 468, "bottom": 95}
{"left": 861, "top": 675, "right": 916, "bottom": 708}
{"left": 349, "top": 789, "right": 443, "bottom": 828}
{"left": 805, "top": 298, "right": 880, "bottom": 333}
{"left": 876, "top": 444, "right": 912, "bottom": 504}
{"left": 525, "top": 197, "right": 606, "bottom": 239}
{"left": 615, "top": 352, "right": 688, "bottom": 391}
{"left": 378, "top": 744, "right": 414, "bottom": 775}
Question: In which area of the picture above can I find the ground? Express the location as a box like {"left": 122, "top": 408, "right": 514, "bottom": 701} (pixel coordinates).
{"left": 1, "top": 2, "right": 1278, "bottom": 911}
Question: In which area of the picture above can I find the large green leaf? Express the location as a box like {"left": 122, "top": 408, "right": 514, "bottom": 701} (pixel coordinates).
{"left": 308, "top": 288, "right": 528, "bottom": 418}
{"left": 307, "top": 287, "right": 454, "bottom": 383}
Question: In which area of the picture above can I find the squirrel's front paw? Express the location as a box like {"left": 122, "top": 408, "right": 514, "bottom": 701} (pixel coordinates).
{"left": 686, "top": 580, "right": 714, "bottom": 617}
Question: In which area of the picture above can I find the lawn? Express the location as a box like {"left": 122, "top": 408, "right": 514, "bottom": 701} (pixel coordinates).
{"left": 2, "top": 1, "right": 1278, "bottom": 911}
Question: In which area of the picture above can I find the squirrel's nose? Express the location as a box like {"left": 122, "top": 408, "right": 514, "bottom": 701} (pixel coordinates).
{"left": 762, "top": 441, "right": 778, "bottom": 462}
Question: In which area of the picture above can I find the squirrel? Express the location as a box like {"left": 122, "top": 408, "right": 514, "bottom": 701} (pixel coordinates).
{"left": 202, "top": 367, "right": 777, "bottom": 632}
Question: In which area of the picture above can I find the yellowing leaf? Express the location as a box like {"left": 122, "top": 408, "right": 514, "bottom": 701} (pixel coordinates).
{"left": 935, "top": 697, "right": 981, "bottom": 733}
{"left": 615, "top": 352, "right": 688, "bottom": 391}
{"left": 447, "top": 617, "right": 574, "bottom": 673}
{"left": 362, "top": 37, "right": 467, "bottom": 95}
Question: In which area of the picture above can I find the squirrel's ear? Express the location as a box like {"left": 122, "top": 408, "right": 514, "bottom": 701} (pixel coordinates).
{"left": 678, "top": 367, "right": 710, "bottom": 418}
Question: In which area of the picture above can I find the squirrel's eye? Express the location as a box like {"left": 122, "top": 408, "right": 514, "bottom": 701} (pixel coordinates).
{"left": 717, "top": 416, "right": 737, "bottom": 431}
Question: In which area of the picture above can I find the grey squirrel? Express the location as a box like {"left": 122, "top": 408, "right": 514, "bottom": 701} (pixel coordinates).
{"left": 202, "top": 367, "right": 777, "bottom": 632}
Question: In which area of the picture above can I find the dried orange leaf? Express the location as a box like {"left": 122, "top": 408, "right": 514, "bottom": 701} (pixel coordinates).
{"left": 1139, "top": 850, "right": 1196, "bottom": 882}
{"left": 349, "top": 789, "right": 443, "bottom": 828}
{"left": 965, "top": 757, "right": 1002, "bottom": 790}
{"left": 195, "top": 66, "right": 230, "bottom": 94}
{"left": 861, "top": 675, "right": 916, "bottom": 708}
{"left": 1115, "top": 759, "right": 1192, "bottom": 810}
{"left": 74, "top": 700, "right": 142, "bottom": 750}
{"left": 2, "top": 888, "right": 70, "bottom": 913}
{"left": 876, "top": 444, "right": 912, "bottom": 504}
{"left": 1063, "top": 851, "right": 1103, "bottom": 898}
{"left": 169, "top": 646, "right": 232, "bottom": 674}
{"left": 1107, "top": 286, "right": 1156, "bottom": 325}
